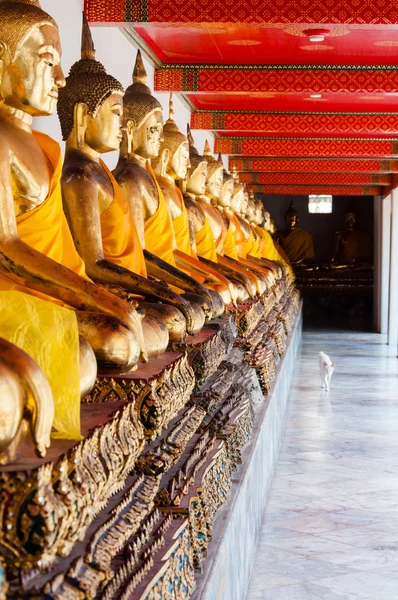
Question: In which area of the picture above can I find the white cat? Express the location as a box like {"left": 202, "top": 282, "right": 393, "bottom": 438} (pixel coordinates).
{"left": 319, "top": 351, "right": 335, "bottom": 391}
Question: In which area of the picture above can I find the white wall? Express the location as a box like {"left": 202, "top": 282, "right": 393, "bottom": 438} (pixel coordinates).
{"left": 35, "top": 0, "right": 215, "bottom": 168}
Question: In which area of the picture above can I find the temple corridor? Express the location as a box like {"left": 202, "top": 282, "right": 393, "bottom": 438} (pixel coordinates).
{"left": 246, "top": 329, "right": 398, "bottom": 600}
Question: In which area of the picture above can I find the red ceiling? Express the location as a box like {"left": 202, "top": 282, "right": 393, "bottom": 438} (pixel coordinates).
{"left": 187, "top": 93, "right": 398, "bottom": 113}
{"left": 86, "top": 1, "right": 398, "bottom": 194}
{"left": 134, "top": 24, "right": 398, "bottom": 66}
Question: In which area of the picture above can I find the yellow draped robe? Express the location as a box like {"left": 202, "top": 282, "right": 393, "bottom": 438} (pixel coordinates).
{"left": 281, "top": 227, "right": 315, "bottom": 263}
{"left": 171, "top": 187, "right": 206, "bottom": 283}
{"left": 145, "top": 162, "right": 178, "bottom": 267}
{"left": 100, "top": 161, "right": 147, "bottom": 277}
{"left": 195, "top": 217, "right": 218, "bottom": 263}
{"left": 0, "top": 131, "right": 86, "bottom": 439}
{"left": 222, "top": 210, "right": 239, "bottom": 261}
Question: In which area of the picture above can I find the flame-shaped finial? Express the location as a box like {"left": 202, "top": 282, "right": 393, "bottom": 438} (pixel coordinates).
{"left": 133, "top": 49, "right": 148, "bottom": 84}
{"left": 248, "top": 187, "right": 255, "bottom": 200}
{"left": 217, "top": 152, "right": 222, "bottom": 162}
{"left": 81, "top": 12, "right": 96, "bottom": 60}
{"left": 168, "top": 92, "right": 175, "bottom": 121}
{"left": 230, "top": 164, "right": 239, "bottom": 180}
{"left": 187, "top": 124, "right": 195, "bottom": 148}
{"left": 203, "top": 139, "right": 212, "bottom": 156}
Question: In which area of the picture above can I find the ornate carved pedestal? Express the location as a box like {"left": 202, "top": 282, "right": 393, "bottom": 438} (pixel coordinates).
{"left": 170, "top": 316, "right": 236, "bottom": 388}
{"left": 84, "top": 352, "right": 195, "bottom": 439}
{"left": 226, "top": 298, "right": 265, "bottom": 337}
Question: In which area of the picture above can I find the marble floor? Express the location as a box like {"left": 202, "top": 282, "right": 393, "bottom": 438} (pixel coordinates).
{"left": 246, "top": 329, "right": 398, "bottom": 600}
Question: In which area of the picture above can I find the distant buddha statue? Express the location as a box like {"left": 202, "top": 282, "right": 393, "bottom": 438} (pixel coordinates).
{"left": 280, "top": 202, "right": 315, "bottom": 266}
{"left": 331, "top": 205, "right": 373, "bottom": 270}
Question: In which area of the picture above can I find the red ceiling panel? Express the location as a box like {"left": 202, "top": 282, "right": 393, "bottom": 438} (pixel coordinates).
{"left": 230, "top": 158, "right": 398, "bottom": 173}
{"left": 191, "top": 111, "right": 398, "bottom": 136}
{"left": 215, "top": 137, "right": 398, "bottom": 157}
{"left": 253, "top": 184, "right": 380, "bottom": 196}
{"left": 239, "top": 173, "right": 390, "bottom": 185}
{"left": 86, "top": 0, "right": 398, "bottom": 25}
{"left": 187, "top": 92, "right": 398, "bottom": 113}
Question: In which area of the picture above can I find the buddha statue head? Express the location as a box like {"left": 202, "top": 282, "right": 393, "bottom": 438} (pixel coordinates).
{"left": 246, "top": 188, "right": 256, "bottom": 221}
{"left": 57, "top": 13, "right": 124, "bottom": 153}
{"left": 122, "top": 50, "right": 163, "bottom": 159}
{"left": 285, "top": 201, "right": 298, "bottom": 231}
{"left": 230, "top": 181, "right": 244, "bottom": 213}
{"left": 203, "top": 140, "right": 223, "bottom": 202}
{"left": 218, "top": 156, "right": 234, "bottom": 208}
{"left": 241, "top": 185, "right": 249, "bottom": 216}
{"left": 0, "top": 0, "right": 65, "bottom": 117}
{"left": 345, "top": 203, "right": 358, "bottom": 231}
{"left": 152, "top": 93, "right": 190, "bottom": 180}
{"left": 186, "top": 124, "right": 208, "bottom": 196}
{"left": 252, "top": 198, "right": 264, "bottom": 226}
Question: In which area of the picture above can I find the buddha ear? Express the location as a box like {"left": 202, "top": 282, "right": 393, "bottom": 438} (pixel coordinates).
{"left": 124, "top": 119, "right": 135, "bottom": 155}
{"left": 74, "top": 102, "right": 88, "bottom": 148}
{"left": 162, "top": 147, "right": 171, "bottom": 169}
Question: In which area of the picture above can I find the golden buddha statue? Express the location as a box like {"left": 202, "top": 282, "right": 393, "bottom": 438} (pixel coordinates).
{"left": 331, "top": 205, "right": 373, "bottom": 270}
{"left": 114, "top": 51, "right": 216, "bottom": 328}
{"left": 184, "top": 132, "right": 257, "bottom": 303}
{"left": 218, "top": 168, "right": 276, "bottom": 290}
{"left": 150, "top": 95, "right": 230, "bottom": 311}
{"left": 58, "top": 16, "right": 198, "bottom": 351}
{"left": 252, "top": 200, "right": 294, "bottom": 279}
{"left": 0, "top": 0, "right": 148, "bottom": 372}
{"left": 184, "top": 134, "right": 261, "bottom": 301}
{"left": 280, "top": 202, "right": 315, "bottom": 266}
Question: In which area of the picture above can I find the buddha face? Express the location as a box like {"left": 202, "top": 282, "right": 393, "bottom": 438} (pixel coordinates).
{"left": 169, "top": 141, "right": 190, "bottom": 180}
{"left": 133, "top": 109, "right": 164, "bottom": 158}
{"left": 187, "top": 161, "right": 208, "bottom": 195}
{"left": 205, "top": 167, "right": 223, "bottom": 200}
{"left": 231, "top": 189, "right": 244, "bottom": 213}
{"left": 0, "top": 24, "right": 65, "bottom": 117}
{"left": 218, "top": 178, "right": 234, "bottom": 208}
{"left": 263, "top": 210, "right": 271, "bottom": 231}
{"left": 254, "top": 205, "right": 263, "bottom": 225}
{"left": 286, "top": 213, "right": 298, "bottom": 230}
{"left": 241, "top": 192, "right": 249, "bottom": 215}
{"left": 345, "top": 211, "right": 357, "bottom": 230}
{"left": 85, "top": 93, "right": 123, "bottom": 153}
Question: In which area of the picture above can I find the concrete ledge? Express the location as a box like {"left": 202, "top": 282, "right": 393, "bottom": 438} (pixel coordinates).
{"left": 193, "top": 303, "right": 303, "bottom": 600}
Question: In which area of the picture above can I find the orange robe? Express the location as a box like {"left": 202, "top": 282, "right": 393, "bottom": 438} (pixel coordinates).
{"left": 195, "top": 217, "right": 218, "bottom": 263}
{"left": 281, "top": 227, "right": 315, "bottom": 263}
{"left": 145, "top": 162, "right": 177, "bottom": 267}
{"left": 17, "top": 131, "right": 88, "bottom": 279}
{"left": 100, "top": 161, "right": 147, "bottom": 277}
{"left": 173, "top": 187, "right": 197, "bottom": 259}
{"left": 222, "top": 211, "right": 239, "bottom": 260}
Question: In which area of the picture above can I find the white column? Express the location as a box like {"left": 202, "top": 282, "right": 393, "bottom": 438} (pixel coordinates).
{"left": 380, "top": 194, "right": 391, "bottom": 335}
{"left": 388, "top": 190, "right": 398, "bottom": 349}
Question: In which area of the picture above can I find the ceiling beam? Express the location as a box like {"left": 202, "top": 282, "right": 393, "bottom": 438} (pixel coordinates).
{"left": 85, "top": 0, "right": 398, "bottom": 25}
{"left": 231, "top": 158, "right": 398, "bottom": 173}
{"left": 253, "top": 185, "right": 381, "bottom": 196}
{"left": 215, "top": 137, "right": 398, "bottom": 157}
{"left": 155, "top": 65, "right": 398, "bottom": 93}
{"left": 191, "top": 111, "right": 398, "bottom": 135}
{"left": 239, "top": 173, "right": 390, "bottom": 186}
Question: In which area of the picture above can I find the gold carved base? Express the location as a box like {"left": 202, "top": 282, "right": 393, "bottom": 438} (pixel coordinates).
{"left": 0, "top": 403, "right": 146, "bottom": 579}
{"left": 84, "top": 352, "right": 195, "bottom": 439}
{"left": 170, "top": 327, "right": 228, "bottom": 389}
{"left": 226, "top": 298, "right": 265, "bottom": 338}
